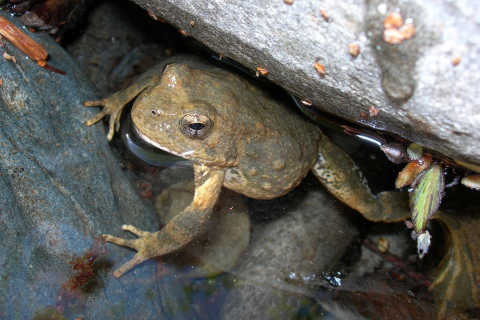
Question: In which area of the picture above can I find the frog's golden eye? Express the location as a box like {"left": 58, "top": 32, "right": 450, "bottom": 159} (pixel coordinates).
{"left": 180, "top": 113, "right": 214, "bottom": 139}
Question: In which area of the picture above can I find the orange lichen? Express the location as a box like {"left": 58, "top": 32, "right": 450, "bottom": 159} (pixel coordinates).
{"left": 320, "top": 9, "right": 328, "bottom": 20}
{"left": 348, "top": 43, "right": 360, "bottom": 57}
{"left": 383, "top": 12, "right": 403, "bottom": 29}
{"left": 383, "top": 28, "right": 404, "bottom": 45}
{"left": 314, "top": 62, "right": 325, "bottom": 74}
{"left": 256, "top": 67, "right": 268, "bottom": 76}
{"left": 369, "top": 105, "right": 379, "bottom": 117}
{"left": 382, "top": 12, "right": 415, "bottom": 45}
{"left": 399, "top": 23, "right": 415, "bottom": 39}
{"left": 451, "top": 52, "right": 462, "bottom": 66}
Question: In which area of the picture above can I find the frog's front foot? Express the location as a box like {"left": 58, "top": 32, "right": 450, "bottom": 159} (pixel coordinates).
{"left": 104, "top": 224, "right": 162, "bottom": 278}
{"left": 84, "top": 97, "right": 125, "bottom": 141}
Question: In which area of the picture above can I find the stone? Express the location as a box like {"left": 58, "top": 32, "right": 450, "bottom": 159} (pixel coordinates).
{"left": 220, "top": 176, "right": 357, "bottom": 319}
{"left": 0, "top": 12, "right": 194, "bottom": 320}
{"left": 132, "top": 0, "right": 480, "bottom": 166}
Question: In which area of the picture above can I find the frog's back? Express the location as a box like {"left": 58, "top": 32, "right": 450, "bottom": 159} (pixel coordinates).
{"left": 219, "top": 73, "right": 322, "bottom": 199}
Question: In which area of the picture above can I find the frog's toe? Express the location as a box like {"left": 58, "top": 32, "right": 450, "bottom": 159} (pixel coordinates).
{"left": 113, "top": 253, "right": 150, "bottom": 278}
{"left": 121, "top": 224, "right": 151, "bottom": 237}
{"left": 104, "top": 233, "right": 139, "bottom": 249}
{"left": 83, "top": 99, "right": 106, "bottom": 107}
{"left": 84, "top": 111, "right": 107, "bottom": 127}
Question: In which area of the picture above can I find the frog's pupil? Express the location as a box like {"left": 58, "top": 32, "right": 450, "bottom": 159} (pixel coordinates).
{"left": 189, "top": 123, "right": 205, "bottom": 131}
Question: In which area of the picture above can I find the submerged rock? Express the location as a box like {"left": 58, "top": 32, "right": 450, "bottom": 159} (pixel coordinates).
{"left": 220, "top": 178, "right": 357, "bottom": 319}
{"left": 0, "top": 13, "right": 194, "bottom": 320}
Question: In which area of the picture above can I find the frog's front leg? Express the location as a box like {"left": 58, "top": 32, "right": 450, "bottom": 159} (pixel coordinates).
{"left": 84, "top": 74, "right": 160, "bottom": 140}
{"left": 105, "top": 164, "right": 225, "bottom": 278}
{"left": 313, "top": 135, "right": 410, "bottom": 222}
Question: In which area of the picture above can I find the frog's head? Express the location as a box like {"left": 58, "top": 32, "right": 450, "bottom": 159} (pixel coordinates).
{"left": 131, "top": 63, "right": 240, "bottom": 167}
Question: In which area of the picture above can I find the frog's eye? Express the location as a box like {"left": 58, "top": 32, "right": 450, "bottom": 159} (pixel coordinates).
{"left": 180, "top": 113, "right": 214, "bottom": 139}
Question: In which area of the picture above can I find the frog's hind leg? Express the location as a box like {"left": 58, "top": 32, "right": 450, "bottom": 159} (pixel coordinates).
{"left": 154, "top": 179, "right": 250, "bottom": 278}
{"left": 104, "top": 165, "right": 226, "bottom": 278}
{"left": 312, "top": 135, "right": 410, "bottom": 222}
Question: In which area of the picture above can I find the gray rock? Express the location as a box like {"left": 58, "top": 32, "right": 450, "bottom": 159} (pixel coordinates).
{"left": 133, "top": 0, "right": 480, "bottom": 166}
{"left": 0, "top": 13, "right": 194, "bottom": 320}
{"left": 220, "top": 180, "right": 357, "bottom": 319}
{"left": 65, "top": 0, "right": 168, "bottom": 96}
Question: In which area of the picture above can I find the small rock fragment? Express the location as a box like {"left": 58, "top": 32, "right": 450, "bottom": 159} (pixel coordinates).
{"left": 320, "top": 9, "right": 328, "bottom": 20}
{"left": 377, "top": 237, "right": 389, "bottom": 253}
{"left": 148, "top": 11, "right": 158, "bottom": 20}
{"left": 3, "top": 52, "right": 16, "bottom": 63}
{"left": 369, "top": 105, "right": 379, "bottom": 117}
{"left": 383, "top": 12, "right": 403, "bottom": 29}
{"left": 348, "top": 43, "right": 360, "bottom": 57}
{"left": 383, "top": 28, "right": 404, "bottom": 45}
{"left": 451, "top": 52, "right": 462, "bottom": 66}
{"left": 399, "top": 22, "right": 415, "bottom": 39}
{"left": 314, "top": 62, "right": 325, "bottom": 74}
{"left": 256, "top": 67, "right": 268, "bottom": 76}
{"left": 417, "top": 231, "right": 431, "bottom": 259}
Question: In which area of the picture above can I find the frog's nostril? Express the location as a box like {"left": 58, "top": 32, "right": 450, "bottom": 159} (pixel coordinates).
{"left": 151, "top": 110, "right": 159, "bottom": 116}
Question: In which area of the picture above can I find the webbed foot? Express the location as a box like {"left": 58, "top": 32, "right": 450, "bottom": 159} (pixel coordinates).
{"left": 105, "top": 165, "right": 226, "bottom": 278}
{"left": 84, "top": 95, "right": 126, "bottom": 140}
{"left": 104, "top": 225, "right": 162, "bottom": 278}
{"left": 83, "top": 74, "right": 159, "bottom": 140}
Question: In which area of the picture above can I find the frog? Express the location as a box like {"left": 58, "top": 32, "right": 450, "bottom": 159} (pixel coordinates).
{"left": 84, "top": 55, "right": 410, "bottom": 278}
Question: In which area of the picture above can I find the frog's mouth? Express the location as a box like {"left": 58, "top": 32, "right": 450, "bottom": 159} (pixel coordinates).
{"left": 133, "top": 125, "right": 194, "bottom": 160}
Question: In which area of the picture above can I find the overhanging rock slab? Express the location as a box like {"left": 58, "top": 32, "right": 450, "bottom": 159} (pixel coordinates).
{"left": 134, "top": 0, "right": 480, "bottom": 166}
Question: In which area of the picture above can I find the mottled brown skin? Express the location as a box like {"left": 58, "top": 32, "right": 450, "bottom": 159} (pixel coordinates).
{"left": 84, "top": 61, "right": 409, "bottom": 278}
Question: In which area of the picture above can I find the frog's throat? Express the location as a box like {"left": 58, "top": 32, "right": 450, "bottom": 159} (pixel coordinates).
{"left": 134, "top": 125, "right": 193, "bottom": 159}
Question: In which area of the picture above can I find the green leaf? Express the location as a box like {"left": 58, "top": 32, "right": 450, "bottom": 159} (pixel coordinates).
{"left": 410, "top": 163, "right": 444, "bottom": 234}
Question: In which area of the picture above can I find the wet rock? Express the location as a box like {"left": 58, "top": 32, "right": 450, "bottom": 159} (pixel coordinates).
{"left": 65, "top": 0, "right": 169, "bottom": 96}
{"left": 220, "top": 176, "right": 357, "bottom": 319}
{"left": 0, "top": 13, "right": 194, "bottom": 320}
{"left": 132, "top": 0, "right": 480, "bottom": 166}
